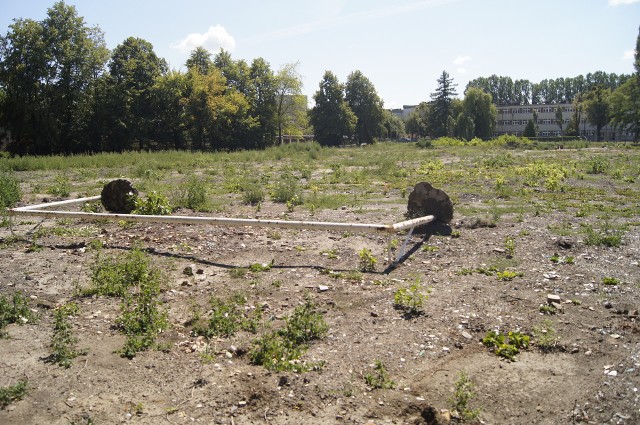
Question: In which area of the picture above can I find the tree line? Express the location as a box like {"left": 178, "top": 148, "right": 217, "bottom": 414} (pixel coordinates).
{"left": 1, "top": 2, "right": 638, "bottom": 155}
{"left": 406, "top": 27, "right": 640, "bottom": 142}
{"left": 465, "top": 72, "right": 630, "bottom": 106}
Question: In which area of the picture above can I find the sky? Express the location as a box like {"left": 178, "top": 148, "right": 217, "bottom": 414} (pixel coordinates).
{"left": 1, "top": 0, "right": 639, "bottom": 109}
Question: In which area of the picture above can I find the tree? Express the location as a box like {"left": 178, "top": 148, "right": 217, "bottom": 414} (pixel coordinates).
{"left": 309, "top": 71, "right": 356, "bottom": 147}
{"left": 583, "top": 86, "right": 611, "bottom": 141}
{"left": 105, "top": 37, "right": 168, "bottom": 151}
{"left": 456, "top": 87, "right": 496, "bottom": 140}
{"left": 555, "top": 106, "right": 564, "bottom": 135}
{"left": 523, "top": 119, "right": 536, "bottom": 137}
{"left": 429, "top": 71, "right": 457, "bottom": 138}
{"left": 610, "top": 26, "right": 640, "bottom": 142}
{"left": 345, "top": 70, "right": 385, "bottom": 145}
{"left": 274, "top": 62, "right": 304, "bottom": 145}
{"left": 405, "top": 102, "right": 430, "bottom": 137}
{"left": 0, "top": 1, "right": 108, "bottom": 154}
{"left": 151, "top": 71, "right": 189, "bottom": 149}
{"left": 245, "top": 57, "right": 277, "bottom": 149}
{"left": 186, "top": 47, "right": 213, "bottom": 75}
{"left": 382, "top": 110, "right": 405, "bottom": 139}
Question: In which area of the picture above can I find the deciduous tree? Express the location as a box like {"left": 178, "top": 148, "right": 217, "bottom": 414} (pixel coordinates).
{"left": 309, "top": 71, "right": 356, "bottom": 147}
{"left": 345, "top": 70, "right": 384, "bottom": 145}
{"left": 583, "top": 86, "right": 610, "bottom": 141}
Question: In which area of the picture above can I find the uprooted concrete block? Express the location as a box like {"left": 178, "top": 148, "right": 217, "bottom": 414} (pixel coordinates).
{"left": 406, "top": 182, "right": 453, "bottom": 224}
{"left": 101, "top": 179, "right": 138, "bottom": 213}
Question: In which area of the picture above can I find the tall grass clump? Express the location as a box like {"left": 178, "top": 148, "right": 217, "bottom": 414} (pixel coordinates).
{"left": 173, "top": 175, "right": 208, "bottom": 211}
{"left": 84, "top": 248, "right": 161, "bottom": 297}
{"left": 0, "top": 170, "right": 21, "bottom": 207}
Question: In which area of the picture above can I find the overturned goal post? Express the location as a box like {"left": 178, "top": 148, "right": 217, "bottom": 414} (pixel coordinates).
{"left": 9, "top": 181, "right": 453, "bottom": 266}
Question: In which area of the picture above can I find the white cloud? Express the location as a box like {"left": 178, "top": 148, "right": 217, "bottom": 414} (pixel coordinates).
{"left": 453, "top": 55, "right": 471, "bottom": 66}
{"left": 623, "top": 49, "right": 636, "bottom": 60}
{"left": 170, "top": 25, "right": 235, "bottom": 53}
{"left": 608, "top": 0, "right": 640, "bottom": 5}
{"left": 457, "top": 67, "right": 467, "bottom": 74}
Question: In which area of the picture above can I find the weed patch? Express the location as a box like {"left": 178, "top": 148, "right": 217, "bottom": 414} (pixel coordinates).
{"left": 84, "top": 248, "right": 160, "bottom": 297}
{"left": 482, "top": 330, "right": 530, "bottom": 361}
{"left": 250, "top": 297, "right": 327, "bottom": 372}
{"left": 0, "top": 380, "right": 28, "bottom": 408}
{"left": 449, "top": 371, "right": 481, "bottom": 421}
{"left": 0, "top": 292, "right": 36, "bottom": 338}
{"left": 364, "top": 360, "right": 395, "bottom": 389}
{"left": 48, "top": 303, "right": 87, "bottom": 368}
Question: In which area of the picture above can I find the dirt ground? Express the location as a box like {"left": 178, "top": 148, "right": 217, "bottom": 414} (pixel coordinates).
{"left": 1, "top": 178, "right": 640, "bottom": 425}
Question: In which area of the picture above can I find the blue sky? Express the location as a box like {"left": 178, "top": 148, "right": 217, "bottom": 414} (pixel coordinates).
{"left": 1, "top": 0, "right": 639, "bottom": 108}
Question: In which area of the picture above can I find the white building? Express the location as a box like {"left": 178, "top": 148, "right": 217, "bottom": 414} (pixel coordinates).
{"left": 495, "top": 104, "right": 633, "bottom": 141}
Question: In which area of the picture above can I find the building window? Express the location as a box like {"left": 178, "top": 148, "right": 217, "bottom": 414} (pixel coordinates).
{"left": 522, "top": 108, "right": 531, "bottom": 113}
{"left": 503, "top": 120, "right": 511, "bottom": 125}
{"left": 541, "top": 131, "right": 551, "bottom": 136}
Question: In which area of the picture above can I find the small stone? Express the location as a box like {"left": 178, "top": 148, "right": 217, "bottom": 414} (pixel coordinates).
{"left": 370, "top": 311, "right": 379, "bottom": 318}
{"left": 547, "top": 294, "right": 562, "bottom": 304}
{"left": 461, "top": 331, "right": 473, "bottom": 340}
{"left": 571, "top": 347, "right": 580, "bottom": 354}
{"left": 551, "top": 302, "right": 563, "bottom": 311}
{"left": 318, "top": 285, "right": 329, "bottom": 292}
{"left": 238, "top": 401, "right": 247, "bottom": 407}
{"left": 610, "top": 334, "right": 622, "bottom": 339}
{"left": 603, "top": 301, "right": 613, "bottom": 309}
{"left": 608, "top": 370, "right": 618, "bottom": 377}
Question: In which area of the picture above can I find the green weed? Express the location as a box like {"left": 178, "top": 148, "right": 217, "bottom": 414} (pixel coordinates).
{"left": 0, "top": 380, "right": 28, "bottom": 408}
{"left": 532, "top": 319, "right": 558, "bottom": 351}
{"left": 132, "top": 191, "right": 173, "bottom": 215}
{"left": 358, "top": 248, "right": 377, "bottom": 272}
{"left": 49, "top": 303, "right": 87, "bottom": 368}
{"left": 393, "top": 278, "right": 430, "bottom": 315}
{"left": 450, "top": 371, "right": 481, "bottom": 421}
{"left": 602, "top": 276, "right": 620, "bottom": 286}
{"left": 364, "top": 360, "right": 395, "bottom": 389}
{"left": 84, "top": 248, "right": 160, "bottom": 297}
{"left": 482, "top": 330, "right": 530, "bottom": 361}
{"left": 250, "top": 297, "right": 327, "bottom": 372}
{"left": 0, "top": 292, "right": 36, "bottom": 338}
{"left": 115, "top": 273, "right": 169, "bottom": 358}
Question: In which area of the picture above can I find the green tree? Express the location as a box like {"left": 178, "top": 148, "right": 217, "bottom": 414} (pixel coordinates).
{"left": 151, "top": 71, "right": 189, "bottom": 149}
{"left": 309, "top": 71, "right": 356, "bottom": 147}
{"left": 583, "top": 86, "right": 611, "bottom": 141}
{"left": 0, "top": 1, "right": 108, "bottom": 154}
{"left": 245, "top": 57, "right": 277, "bottom": 149}
{"left": 382, "top": 110, "right": 405, "bottom": 139}
{"left": 274, "top": 62, "right": 304, "bottom": 144}
{"left": 555, "top": 106, "right": 564, "bottom": 135}
{"left": 455, "top": 87, "right": 496, "bottom": 140}
{"left": 405, "top": 102, "right": 430, "bottom": 137}
{"left": 185, "top": 68, "right": 251, "bottom": 151}
{"left": 105, "top": 37, "right": 168, "bottom": 151}
{"left": 345, "top": 70, "right": 385, "bottom": 145}
{"left": 523, "top": 119, "right": 536, "bottom": 137}
{"left": 186, "top": 47, "right": 213, "bottom": 75}
{"left": 429, "top": 71, "right": 458, "bottom": 138}
{"left": 610, "top": 26, "right": 640, "bottom": 142}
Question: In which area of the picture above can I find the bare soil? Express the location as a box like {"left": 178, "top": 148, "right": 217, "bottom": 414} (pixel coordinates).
{"left": 1, "top": 180, "right": 639, "bottom": 425}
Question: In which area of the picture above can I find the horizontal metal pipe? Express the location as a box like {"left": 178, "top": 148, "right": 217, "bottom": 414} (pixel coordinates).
{"left": 10, "top": 196, "right": 436, "bottom": 235}
{"left": 10, "top": 208, "right": 393, "bottom": 234}
{"left": 13, "top": 195, "right": 102, "bottom": 211}
{"left": 391, "top": 215, "right": 435, "bottom": 231}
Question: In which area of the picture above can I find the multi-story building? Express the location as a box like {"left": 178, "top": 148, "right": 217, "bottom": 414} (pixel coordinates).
{"left": 495, "top": 104, "right": 633, "bottom": 141}
{"left": 391, "top": 103, "right": 634, "bottom": 141}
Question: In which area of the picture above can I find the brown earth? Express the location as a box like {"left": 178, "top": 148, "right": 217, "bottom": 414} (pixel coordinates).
{"left": 1, "top": 185, "right": 639, "bottom": 425}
